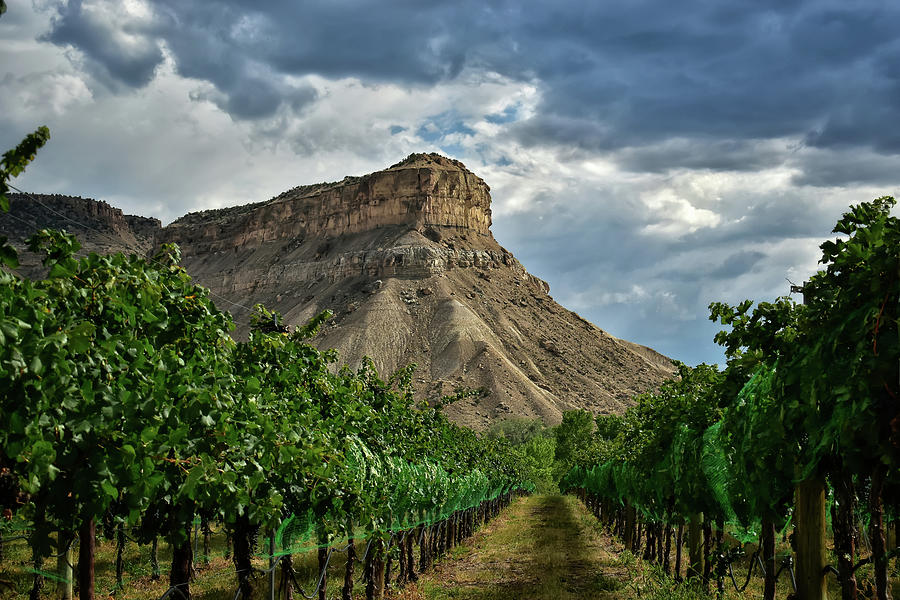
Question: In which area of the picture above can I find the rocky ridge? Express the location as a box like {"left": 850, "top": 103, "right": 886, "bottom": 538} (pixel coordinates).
{"left": 1, "top": 154, "right": 673, "bottom": 429}
{"left": 1, "top": 193, "right": 159, "bottom": 274}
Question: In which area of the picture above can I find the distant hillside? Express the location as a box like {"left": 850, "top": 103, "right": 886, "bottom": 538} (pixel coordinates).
{"left": 1, "top": 193, "right": 158, "bottom": 275}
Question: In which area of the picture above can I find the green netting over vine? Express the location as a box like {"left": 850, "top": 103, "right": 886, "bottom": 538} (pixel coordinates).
{"left": 700, "top": 421, "right": 735, "bottom": 522}
{"left": 562, "top": 363, "right": 795, "bottom": 544}
{"left": 275, "top": 443, "right": 527, "bottom": 555}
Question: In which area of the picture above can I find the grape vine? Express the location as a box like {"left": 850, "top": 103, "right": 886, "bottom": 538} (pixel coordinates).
{"left": 563, "top": 197, "right": 899, "bottom": 600}
{"left": 0, "top": 231, "right": 531, "bottom": 600}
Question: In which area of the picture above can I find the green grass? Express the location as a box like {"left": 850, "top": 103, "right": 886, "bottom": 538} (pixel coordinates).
{"left": 410, "top": 494, "right": 628, "bottom": 600}
{"left": 0, "top": 527, "right": 363, "bottom": 599}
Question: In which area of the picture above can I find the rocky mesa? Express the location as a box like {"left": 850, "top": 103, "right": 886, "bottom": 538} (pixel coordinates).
{"left": 2, "top": 153, "right": 674, "bottom": 429}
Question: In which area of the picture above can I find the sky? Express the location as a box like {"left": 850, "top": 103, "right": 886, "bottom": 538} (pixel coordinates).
{"left": 2, "top": 0, "right": 899, "bottom": 366}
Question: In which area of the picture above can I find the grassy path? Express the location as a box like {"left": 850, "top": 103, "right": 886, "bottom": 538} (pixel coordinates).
{"left": 402, "top": 495, "right": 900, "bottom": 600}
{"left": 402, "top": 494, "right": 630, "bottom": 600}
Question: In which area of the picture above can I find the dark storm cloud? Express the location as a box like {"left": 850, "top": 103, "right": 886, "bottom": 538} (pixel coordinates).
{"left": 707, "top": 250, "right": 767, "bottom": 279}
{"left": 685, "top": 196, "right": 833, "bottom": 246}
{"left": 791, "top": 149, "right": 900, "bottom": 187}
{"left": 188, "top": 75, "right": 318, "bottom": 120}
{"left": 613, "top": 139, "right": 789, "bottom": 174}
{"left": 42, "top": 0, "right": 164, "bottom": 89}
{"left": 644, "top": 250, "right": 768, "bottom": 284}
{"left": 38, "top": 0, "right": 900, "bottom": 155}
{"left": 498, "top": 1, "right": 900, "bottom": 153}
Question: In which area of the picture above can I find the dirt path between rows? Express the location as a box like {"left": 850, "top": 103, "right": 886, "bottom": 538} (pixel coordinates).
{"left": 399, "top": 494, "right": 631, "bottom": 600}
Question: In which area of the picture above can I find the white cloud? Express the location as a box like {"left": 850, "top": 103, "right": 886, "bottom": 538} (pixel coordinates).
{"left": 640, "top": 189, "right": 722, "bottom": 237}
{"left": 0, "top": 71, "right": 92, "bottom": 117}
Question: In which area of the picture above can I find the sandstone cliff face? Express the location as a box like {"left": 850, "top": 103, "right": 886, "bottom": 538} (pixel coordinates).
{"left": 159, "top": 153, "right": 491, "bottom": 256}
{"left": 2, "top": 193, "right": 159, "bottom": 249}
{"left": 0, "top": 193, "right": 159, "bottom": 275}
{"left": 2, "top": 154, "right": 673, "bottom": 429}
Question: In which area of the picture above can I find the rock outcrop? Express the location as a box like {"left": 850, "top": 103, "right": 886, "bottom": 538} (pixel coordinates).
{"left": 159, "top": 153, "right": 491, "bottom": 255}
{"left": 0, "top": 193, "right": 159, "bottom": 274}
{"left": 1, "top": 154, "right": 674, "bottom": 429}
